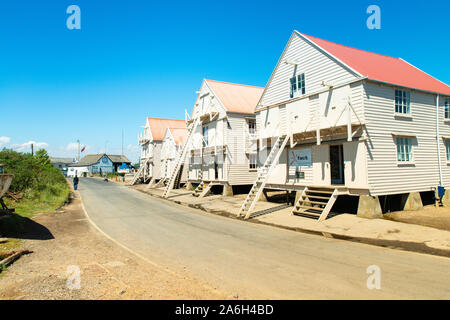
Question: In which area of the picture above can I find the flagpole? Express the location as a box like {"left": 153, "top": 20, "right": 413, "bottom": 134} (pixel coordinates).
{"left": 77, "top": 139, "right": 80, "bottom": 162}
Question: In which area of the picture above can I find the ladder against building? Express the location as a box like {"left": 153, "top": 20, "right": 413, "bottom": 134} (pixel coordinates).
{"left": 130, "top": 157, "right": 150, "bottom": 186}
{"left": 291, "top": 187, "right": 339, "bottom": 221}
{"left": 173, "top": 164, "right": 184, "bottom": 189}
{"left": 238, "top": 135, "right": 289, "bottom": 219}
{"left": 162, "top": 118, "right": 201, "bottom": 198}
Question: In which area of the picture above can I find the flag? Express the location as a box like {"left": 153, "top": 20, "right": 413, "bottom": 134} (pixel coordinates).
{"left": 81, "top": 146, "right": 86, "bottom": 152}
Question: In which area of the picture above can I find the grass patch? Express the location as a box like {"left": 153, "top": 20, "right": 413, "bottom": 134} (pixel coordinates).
{"left": 0, "top": 238, "right": 22, "bottom": 252}
{"left": 3, "top": 187, "right": 70, "bottom": 219}
{"left": 0, "top": 149, "right": 71, "bottom": 249}
{"left": 0, "top": 148, "right": 71, "bottom": 219}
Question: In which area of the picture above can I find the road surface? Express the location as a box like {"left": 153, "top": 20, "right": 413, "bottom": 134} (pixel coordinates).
{"left": 78, "top": 178, "right": 450, "bottom": 299}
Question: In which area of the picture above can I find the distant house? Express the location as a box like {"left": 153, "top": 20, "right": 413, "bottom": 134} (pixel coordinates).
{"left": 160, "top": 126, "right": 188, "bottom": 184}
{"left": 67, "top": 154, "right": 131, "bottom": 177}
{"left": 186, "top": 79, "right": 264, "bottom": 192}
{"left": 135, "top": 117, "right": 186, "bottom": 184}
{"left": 50, "top": 157, "right": 75, "bottom": 175}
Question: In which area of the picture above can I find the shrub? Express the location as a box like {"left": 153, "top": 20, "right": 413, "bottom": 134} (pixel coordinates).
{"left": 0, "top": 148, "right": 70, "bottom": 212}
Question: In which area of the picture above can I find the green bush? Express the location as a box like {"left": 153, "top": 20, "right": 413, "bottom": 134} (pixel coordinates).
{"left": 0, "top": 148, "right": 70, "bottom": 214}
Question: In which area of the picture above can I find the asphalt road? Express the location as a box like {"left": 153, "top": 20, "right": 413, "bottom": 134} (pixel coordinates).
{"left": 78, "top": 177, "right": 450, "bottom": 299}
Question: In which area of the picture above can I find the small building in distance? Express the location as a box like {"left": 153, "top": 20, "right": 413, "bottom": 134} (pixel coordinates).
{"left": 67, "top": 154, "right": 131, "bottom": 177}
{"left": 136, "top": 117, "right": 186, "bottom": 184}
{"left": 160, "top": 126, "right": 188, "bottom": 186}
{"left": 50, "top": 157, "right": 76, "bottom": 176}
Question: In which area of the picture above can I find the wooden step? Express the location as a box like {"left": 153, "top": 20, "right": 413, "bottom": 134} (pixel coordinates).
{"left": 304, "top": 195, "right": 331, "bottom": 200}
{"left": 300, "top": 199, "right": 328, "bottom": 205}
{"left": 296, "top": 205, "right": 324, "bottom": 212}
{"left": 292, "top": 210, "right": 322, "bottom": 217}
{"left": 305, "top": 189, "right": 333, "bottom": 195}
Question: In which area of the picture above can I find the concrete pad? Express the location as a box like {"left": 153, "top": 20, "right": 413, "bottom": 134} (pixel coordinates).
{"left": 185, "top": 181, "right": 194, "bottom": 191}
{"left": 442, "top": 190, "right": 450, "bottom": 207}
{"left": 357, "top": 195, "right": 383, "bottom": 219}
{"left": 402, "top": 192, "right": 423, "bottom": 211}
{"left": 222, "top": 184, "right": 233, "bottom": 197}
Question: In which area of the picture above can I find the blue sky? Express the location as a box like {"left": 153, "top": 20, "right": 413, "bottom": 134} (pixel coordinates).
{"left": 1, "top": 0, "right": 449, "bottom": 163}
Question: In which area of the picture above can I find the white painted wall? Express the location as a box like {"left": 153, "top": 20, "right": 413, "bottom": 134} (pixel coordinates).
{"left": 259, "top": 32, "right": 358, "bottom": 108}
{"left": 364, "top": 81, "right": 450, "bottom": 195}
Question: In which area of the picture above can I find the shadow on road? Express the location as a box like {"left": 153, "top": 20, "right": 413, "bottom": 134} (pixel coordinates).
{"left": 0, "top": 214, "right": 54, "bottom": 240}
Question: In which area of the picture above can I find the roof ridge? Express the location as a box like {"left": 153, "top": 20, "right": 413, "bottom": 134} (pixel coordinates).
{"left": 147, "top": 117, "right": 185, "bottom": 121}
{"left": 301, "top": 33, "right": 401, "bottom": 61}
{"left": 205, "top": 79, "right": 264, "bottom": 89}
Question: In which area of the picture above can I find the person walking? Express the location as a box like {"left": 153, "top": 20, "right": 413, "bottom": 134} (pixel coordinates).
{"left": 73, "top": 174, "right": 79, "bottom": 190}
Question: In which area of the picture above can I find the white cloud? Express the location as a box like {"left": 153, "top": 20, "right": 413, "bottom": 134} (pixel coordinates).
{"left": 12, "top": 140, "right": 49, "bottom": 152}
{"left": 0, "top": 136, "right": 10, "bottom": 144}
{"left": 0, "top": 136, "right": 11, "bottom": 147}
{"left": 66, "top": 142, "right": 79, "bottom": 151}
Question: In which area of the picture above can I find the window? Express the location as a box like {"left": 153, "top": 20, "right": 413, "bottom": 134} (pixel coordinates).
{"left": 445, "top": 98, "right": 450, "bottom": 120}
{"left": 249, "top": 153, "right": 257, "bottom": 170}
{"left": 289, "top": 73, "right": 306, "bottom": 98}
{"left": 248, "top": 119, "right": 256, "bottom": 135}
{"left": 202, "top": 125, "right": 208, "bottom": 147}
{"left": 445, "top": 140, "right": 450, "bottom": 161}
{"left": 395, "top": 89, "right": 410, "bottom": 115}
{"left": 396, "top": 137, "right": 413, "bottom": 162}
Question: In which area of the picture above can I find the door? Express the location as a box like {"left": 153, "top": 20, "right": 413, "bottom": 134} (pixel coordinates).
{"left": 214, "top": 162, "right": 219, "bottom": 180}
{"left": 330, "top": 144, "right": 344, "bottom": 185}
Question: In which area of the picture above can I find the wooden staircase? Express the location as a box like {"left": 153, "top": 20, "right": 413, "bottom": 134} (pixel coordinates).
{"left": 292, "top": 186, "right": 338, "bottom": 221}
{"left": 173, "top": 164, "right": 184, "bottom": 189}
{"left": 238, "top": 135, "right": 289, "bottom": 219}
{"left": 163, "top": 118, "right": 200, "bottom": 198}
{"left": 155, "top": 178, "right": 167, "bottom": 188}
{"left": 130, "top": 158, "right": 150, "bottom": 185}
{"left": 193, "top": 183, "right": 203, "bottom": 197}
{"left": 193, "top": 181, "right": 213, "bottom": 198}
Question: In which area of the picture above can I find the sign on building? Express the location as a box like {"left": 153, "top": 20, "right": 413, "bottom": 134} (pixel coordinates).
{"left": 289, "top": 148, "right": 312, "bottom": 167}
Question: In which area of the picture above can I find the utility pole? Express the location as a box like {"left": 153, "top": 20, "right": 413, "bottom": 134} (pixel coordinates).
{"left": 31, "top": 143, "right": 34, "bottom": 156}
{"left": 77, "top": 139, "right": 80, "bottom": 162}
{"left": 122, "top": 129, "right": 124, "bottom": 156}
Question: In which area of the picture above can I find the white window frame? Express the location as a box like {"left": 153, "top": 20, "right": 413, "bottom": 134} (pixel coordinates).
{"left": 202, "top": 125, "right": 209, "bottom": 147}
{"left": 249, "top": 153, "right": 257, "bottom": 170}
{"left": 396, "top": 136, "right": 413, "bottom": 163}
{"left": 444, "top": 138, "right": 450, "bottom": 162}
{"left": 394, "top": 89, "right": 411, "bottom": 115}
{"left": 289, "top": 73, "right": 306, "bottom": 98}
{"left": 444, "top": 98, "right": 450, "bottom": 120}
{"left": 248, "top": 119, "right": 256, "bottom": 135}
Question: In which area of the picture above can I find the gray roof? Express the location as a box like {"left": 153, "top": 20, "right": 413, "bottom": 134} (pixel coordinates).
{"left": 68, "top": 154, "right": 131, "bottom": 167}
{"left": 50, "top": 157, "right": 75, "bottom": 164}
{"left": 108, "top": 154, "right": 131, "bottom": 164}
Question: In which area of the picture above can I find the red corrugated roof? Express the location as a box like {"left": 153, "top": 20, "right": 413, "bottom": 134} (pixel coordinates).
{"left": 301, "top": 33, "right": 450, "bottom": 96}
{"left": 147, "top": 117, "right": 185, "bottom": 141}
{"left": 206, "top": 79, "right": 264, "bottom": 114}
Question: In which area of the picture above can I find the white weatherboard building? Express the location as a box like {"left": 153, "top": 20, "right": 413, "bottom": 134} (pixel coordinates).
{"left": 160, "top": 126, "right": 188, "bottom": 186}
{"left": 185, "top": 79, "right": 264, "bottom": 196}
{"left": 134, "top": 117, "right": 185, "bottom": 185}
{"left": 238, "top": 31, "right": 450, "bottom": 220}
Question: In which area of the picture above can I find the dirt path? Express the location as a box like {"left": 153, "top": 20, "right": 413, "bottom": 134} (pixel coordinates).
{"left": 385, "top": 205, "right": 450, "bottom": 231}
{"left": 0, "top": 194, "right": 228, "bottom": 300}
